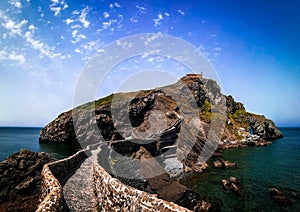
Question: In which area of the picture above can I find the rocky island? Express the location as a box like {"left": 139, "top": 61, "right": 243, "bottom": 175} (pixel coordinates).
{"left": 0, "top": 74, "right": 283, "bottom": 211}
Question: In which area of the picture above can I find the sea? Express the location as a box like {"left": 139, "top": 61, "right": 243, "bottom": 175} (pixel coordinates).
{"left": 180, "top": 127, "right": 300, "bottom": 211}
{"left": 0, "top": 127, "right": 299, "bottom": 211}
{"left": 0, "top": 127, "right": 81, "bottom": 161}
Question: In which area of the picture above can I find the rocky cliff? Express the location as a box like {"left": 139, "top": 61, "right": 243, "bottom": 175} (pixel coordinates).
{"left": 39, "top": 74, "right": 283, "bottom": 173}
{"left": 0, "top": 150, "right": 54, "bottom": 212}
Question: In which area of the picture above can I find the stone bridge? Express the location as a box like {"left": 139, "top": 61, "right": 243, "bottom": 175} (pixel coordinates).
{"left": 35, "top": 143, "right": 191, "bottom": 212}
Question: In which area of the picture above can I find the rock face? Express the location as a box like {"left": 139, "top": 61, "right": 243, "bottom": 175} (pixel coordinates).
{"left": 0, "top": 150, "right": 54, "bottom": 212}
{"left": 39, "top": 74, "right": 283, "bottom": 173}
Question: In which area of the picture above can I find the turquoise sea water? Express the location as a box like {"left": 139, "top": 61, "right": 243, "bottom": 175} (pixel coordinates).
{"left": 0, "top": 127, "right": 80, "bottom": 161}
{"left": 181, "top": 128, "right": 300, "bottom": 211}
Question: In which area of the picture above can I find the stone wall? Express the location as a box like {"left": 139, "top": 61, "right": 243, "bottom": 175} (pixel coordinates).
{"left": 36, "top": 143, "right": 191, "bottom": 212}
{"left": 93, "top": 163, "right": 191, "bottom": 212}
{"left": 36, "top": 149, "right": 88, "bottom": 212}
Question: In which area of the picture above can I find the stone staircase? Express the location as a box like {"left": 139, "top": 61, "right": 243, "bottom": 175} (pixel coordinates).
{"left": 63, "top": 150, "right": 98, "bottom": 212}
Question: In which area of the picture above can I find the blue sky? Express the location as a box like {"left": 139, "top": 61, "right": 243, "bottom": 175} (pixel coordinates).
{"left": 0, "top": 0, "right": 299, "bottom": 127}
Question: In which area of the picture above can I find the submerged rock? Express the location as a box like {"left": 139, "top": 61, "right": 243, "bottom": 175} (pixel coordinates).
{"left": 269, "top": 187, "right": 292, "bottom": 206}
{"left": 213, "top": 157, "right": 237, "bottom": 168}
{"left": 222, "top": 176, "right": 241, "bottom": 195}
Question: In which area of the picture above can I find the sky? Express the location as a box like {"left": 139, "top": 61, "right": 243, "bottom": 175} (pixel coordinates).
{"left": 0, "top": 0, "right": 299, "bottom": 127}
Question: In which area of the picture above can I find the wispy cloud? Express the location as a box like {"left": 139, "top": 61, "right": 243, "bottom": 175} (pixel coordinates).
{"left": 153, "top": 13, "right": 163, "bottom": 27}
{"left": 65, "top": 18, "right": 74, "bottom": 25}
{"left": 136, "top": 5, "right": 146, "bottom": 14}
{"left": 71, "top": 29, "right": 86, "bottom": 44}
{"left": 65, "top": 7, "right": 90, "bottom": 29}
{"left": 103, "top": 12, "right": 110, "bottom": 18}
{"left": 23, "top": 25, "right": 62, "bottom": 58}
{"left": 0, "top": 49, "right": 26, "bottom": 64}
{"left": 178, "top": 9, "right": 185, "bottom": 15}
{"left": 79, "top": 7, "right": 90, "bottom": 28}
{"left": 9, "top": 0, "right": 22, "bottom": 8}
{"left": 0, "top": 11, "right": 27, "bottom": 37}
{"left": 50, "top": 0, "right": 69, "bottom": 17}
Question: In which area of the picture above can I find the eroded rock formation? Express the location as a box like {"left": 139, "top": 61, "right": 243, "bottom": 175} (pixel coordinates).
{"left": 0, "top": 150, "right": 54, "bottom": 212}
{"left": 39, "top": 74, "right": 283, "bottom": 174}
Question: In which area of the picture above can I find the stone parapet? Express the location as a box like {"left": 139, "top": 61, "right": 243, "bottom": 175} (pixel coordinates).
{"left": 93, "top": 163, "right": 191, "bottom": 212}
{"left": 36, "top": 149, "right": 88, "bottom": 212}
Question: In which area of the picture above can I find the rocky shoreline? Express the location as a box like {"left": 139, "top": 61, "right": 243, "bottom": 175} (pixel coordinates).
{"left": 0, "top": 150, "right": 54, "bottom": 212}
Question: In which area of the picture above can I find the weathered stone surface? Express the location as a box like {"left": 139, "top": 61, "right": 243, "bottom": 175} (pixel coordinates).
{"left": 93, "top": 162, "right": 192, "bottom": 212}
{"left": 0, "top": 150, "right": 54, "bottom": 212}
{"left": 36, "top": 149, "right": 89, "bottom": 212}
{"left": 248, "top": 116, "right": 283, "bottom": 140}
{"left": 63, "top": 152, "right": 97, "bottom": 212}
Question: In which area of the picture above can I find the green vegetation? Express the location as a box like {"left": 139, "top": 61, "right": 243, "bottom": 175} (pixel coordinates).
{"left": 234, "top": 129, "right": 244, "bottom": 140}
{"left": 95, "top": 94, "right": 114, "bottom": 108}
{"left": 76, "top": 90, "right": 150, "bottom": 111}
{"left": 200, "top": 100, "right": 212, "bottom": 122}
{"left": 20, "top": 149, "right": 31, "bottom": 154}
{"left": 111, "top": 158, "right": 118, "bottom": 165}
{"left": 96, "top": 202, "right": 101, "bottom": 212}
{"left": 130, "top": 152, "right": 136, "bottom": 159}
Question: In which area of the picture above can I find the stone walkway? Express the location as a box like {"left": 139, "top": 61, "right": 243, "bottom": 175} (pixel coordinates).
{"left": 63, "top": 150, "right": 98, "bottom": 212}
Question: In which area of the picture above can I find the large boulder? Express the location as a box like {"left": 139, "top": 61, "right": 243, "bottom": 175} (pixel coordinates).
{"left": 0, "top": 150, "right": 54, "bottom": 212}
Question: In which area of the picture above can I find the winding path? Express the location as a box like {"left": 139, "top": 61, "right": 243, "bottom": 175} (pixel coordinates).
{"left": 63, "top": 150, "right": 98, "bottom": 212}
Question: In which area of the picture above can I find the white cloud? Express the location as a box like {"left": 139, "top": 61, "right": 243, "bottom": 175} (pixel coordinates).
{"left": 103, "top": 12, "right": 110, "bottom": 18}
{"left": 0, "top": 10, "right": 64, "bottom": 61}
{"left": 1, "top": 18, "right": 28, "bottom": 37}
{"left": 0, "top": 50, "right": 25, "bottom": 64}
{"left": 78, "top": 34, "right": 86, "bottom": 39}
{"left": 72, "top": 10, "right": 80, "bottom": 15}
{"left": 136, "top": 5, "right": 146, "bottom": 13}
{"left": 71, "top": 29, "right": 86, "bottom": 44}
{"left": 114, "top": 3, "right": 121, "bottom": 8}
{"left": 74, "top": 48, "right": 81, "bottom": 53}
{"left": 165, "top": 12, "right": 170, "bottom": 17}
{"left": 65, "top": 18, "right": 74, "bottom": 25}
{"left": 50, "top": 7, "right": 61, "bottom": 17}
{"left": 178, "top": 10, "right": 185, "bottom": 15}
{"left": 71, "top": 29, "right": 78, "bottom": 37}
{"left": 79, "top": 7, "right": 90, "bottom": 28}
{"left": 157, "top": 13, "right": 163, "bottom": 20}
{"left": 130, "top": 17, "right": 138, "bottom": 23}
{"left": 28, "top": 24, "right": 36, "bottom": 31}
{"left": 153, "top": 13, "right": 163, "bottom": 27}
{"left": 24, "top": 30, "right": 61, "bottom": 58}
{"left": 8, "top": 52, "right": 25, "bottom": 64}
{"left": 50, "top": 0, "right": 69, "bottom": 17}
{"left": 9, "top": 0, "right": 22, "bottom": 8}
